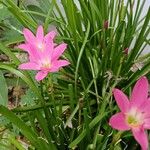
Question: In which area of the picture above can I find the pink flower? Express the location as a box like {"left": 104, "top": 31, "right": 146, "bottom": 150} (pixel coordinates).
{"left": 18, "top": 25, "right": 70, "bottom": 81}
{"left": 109, "top": 76, "right": 150, "bottom": 150}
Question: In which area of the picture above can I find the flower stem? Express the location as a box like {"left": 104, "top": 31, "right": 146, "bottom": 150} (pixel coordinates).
{"left": 39, "top": 81, "right": 57, "bottom": 150}
{"left": 109, "top": 131, "right": 123, "bottom": 150}
{"left": 47, "top": 74, "right": 58, "bottom": 118}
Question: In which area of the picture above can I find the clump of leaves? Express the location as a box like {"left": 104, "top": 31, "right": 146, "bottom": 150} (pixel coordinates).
{"left": 0, "top": 0, "right": 149, "bottom": 149}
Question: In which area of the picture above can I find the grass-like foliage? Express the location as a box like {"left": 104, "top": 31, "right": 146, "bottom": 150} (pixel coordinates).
{"left": 0, "top": 0, "right": 149, "bottom": 149}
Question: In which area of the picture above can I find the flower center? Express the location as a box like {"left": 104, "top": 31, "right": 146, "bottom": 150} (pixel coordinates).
{"left": 127, "top": 115, "right": 140, "bottom": 126}
{"left": 126, "top": 108, "right": 143, "bottom": 128}
{"left": 126, "top": 108, "right": 144, "bottom": 127}
{"left": 43, "top": 63, "right": 51, "bottom": 68}
{"left": 41, "top": 59, "right": 51, "bottom": 70}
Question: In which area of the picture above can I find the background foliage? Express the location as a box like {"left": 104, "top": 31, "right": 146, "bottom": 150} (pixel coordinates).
{"left": 0, "top": 0, "right": 149, "bottom": 149}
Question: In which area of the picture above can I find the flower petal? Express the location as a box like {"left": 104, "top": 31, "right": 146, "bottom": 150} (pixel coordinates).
{"left": 144, "top": 118, "right": 150, "bottom": 129}
{"left": 35, "top": 71, "right": 48, "bottom": 81}
{"left": 139, "top": 100, "right": 150, "bottom": 115}
{"left": 50, "top": 60, "right": 70, "bottom": 72}
{"left": 19, "top": 62, "right": 40, "bottom": 70}
{"left": 42, "top": 39, "right": 54, "bottom": 58}
{"left": 23, "top": 28, "right": 35, "bottom": 43}
{"left": 130, "top": 76, "right": 148, "bottom": 108}
{"left": 18, "top": 44, "right": 30, "bottom": 52}
{"left": 113, "top": 88, "right": 130, "bottom": 113}
{"left": 52, "top": 43, "right": 67, "bottom": 61}
{"left": 109, "top": 112, "right": 130, "bottom": 130}
{"left": 132, "top": 127, "right": 148, "bottom": 150}
{"left": 18, "top": 44, "right": 40, "bottom": 61}
{"left": 45, "top": 31, "right": 56, "bottom": 42}
{"left": 36, "top": 25, "right": 44, "bottom": 42}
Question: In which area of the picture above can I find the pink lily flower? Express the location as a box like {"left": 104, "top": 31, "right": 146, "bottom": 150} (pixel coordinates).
{"left": 18, "top": 25, "right": 56, "bottom": 54}
{"left": 18, "top": 25, "right": 70, "bottom": 81}
{"left": 109, "top": 76, "right": 150, "bottom": 150}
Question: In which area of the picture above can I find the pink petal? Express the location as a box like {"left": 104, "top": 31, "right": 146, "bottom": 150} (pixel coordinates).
{"left": 52, "top": 43, "right": 67, "bottom": 61}
{"left": 113, "top": 89, "right": 130, "bottom": 113}
{"left": 130, "top": 76, "right": 148, "bottom": 108}
{"left": 139, "top": 100, "right": 150, "bottom": 115}
{"left": 23, "top": 28, "right": 35, "bottom": 43}
{"left": 25, "top": 45, "right": 41, "bottom": 61}
{"left": 18, "top": 43, "right": 30, "bottom": 52}
{"left": 109, "top": 112, "right": 130, "bottom": 130}
{"left": 18, "top": 44, "right": 40, "bottom": 61}
{"left": 42, "top": 39, "right": 54, "bottom": 58}
{"left": 144, "top": 118, "right": 150, "bottom": 129}
{"left": 132, "top": 127, "right": 148, "bottom": 150}
{"left": 44, "top": 31, "right": 56, "bottom": 42}
{"left": 50, "top": 60, "right": 70, "bottom": 72}
{"left": 36, "top": 25, "right": 44, "bottom": 41}
{"left": 35, "top": 71, "right": 48, "bottom": 81}
{"left": 143, "top": 98, "right": 150, "bottom": 117}
{"left": 19, "top": 62, "right": 40, "bottom": 70}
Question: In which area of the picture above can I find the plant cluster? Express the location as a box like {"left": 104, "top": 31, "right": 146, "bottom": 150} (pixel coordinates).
{"left": 0, "top": 0, "right": 149, "bottom": 149}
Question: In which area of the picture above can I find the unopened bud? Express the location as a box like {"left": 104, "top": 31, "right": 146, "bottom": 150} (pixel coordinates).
{"left": 103, "top": 20, "right": 109, "bottom": 29}
{"left": 124, "top": 48, "right": 129, "bottom": 55}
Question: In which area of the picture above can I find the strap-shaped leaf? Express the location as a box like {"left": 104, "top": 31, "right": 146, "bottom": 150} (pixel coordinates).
{"left": 0, "top": 105, "right": 49, "bottom": 150}
{"left": 0, "top": 71, "right": 8, "bottom": 106}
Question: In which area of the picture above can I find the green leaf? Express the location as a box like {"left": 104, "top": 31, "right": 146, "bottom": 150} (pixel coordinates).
{"left": 75, "top": 20, "right": 90, "bottom": 92}
{"left": 0, "top": 42, "right": 20, "bottom": 65}
{"left": 0, "top": 71, "right": 8, "bottom": 106}
{"left": 8, "top": 135, "right": 25, "bottom": 150}
{"left": 0, "top": 3, "right": 12, "bottom": 21}
{"left": 69, "top": 112, "right": 107, "bottom": 148}
{"left": 0, "top": 105, "right": 48, "bottom": 150}
{"left": 0, "top": 63, "right": 42, "bottom": 100}
{"left": 21, "top": 88, "right": 36, "bottom": 106}
{"left": 2, "top": 0, "right": 37, "bottom": 29}
{"left": 36, "top": 0, "right": 51, "bottom": 13}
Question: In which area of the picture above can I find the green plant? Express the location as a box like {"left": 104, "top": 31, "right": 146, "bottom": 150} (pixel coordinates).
{"left": 0, "top": 0, "right": 149, "bottom": 149}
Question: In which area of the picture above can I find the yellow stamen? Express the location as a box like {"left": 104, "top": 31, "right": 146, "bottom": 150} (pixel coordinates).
{"left": 41, "top": 59, "right": 51, "bottom": 69}
{"left": 43, "top": 63, "right": 51, "bottom": 68}
{"left": 125, "top": 108, "right": 143, "bottom": 128}
{"left": 126, "top": 115, "right": 140, "bottom": 127}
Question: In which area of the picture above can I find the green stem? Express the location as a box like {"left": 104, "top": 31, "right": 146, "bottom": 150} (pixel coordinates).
{"left": 39, "top": 81, "right": 57, "bottom": 150}
{"left": 109, "top": 131, "right": 123, "bottom": 150}
{"left": 47, "top": 75, "right": 58, "bottom": 118}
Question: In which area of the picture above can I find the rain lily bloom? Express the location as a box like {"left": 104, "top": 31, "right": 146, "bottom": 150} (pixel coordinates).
{"left": 18, "top": 25, "right": 56, "bottom": 54}
{"left": 18, "top": 25, "right": 70, "bottom": 81}
{"left": 109, "top": 76, "right": 150, "bottom": 150}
